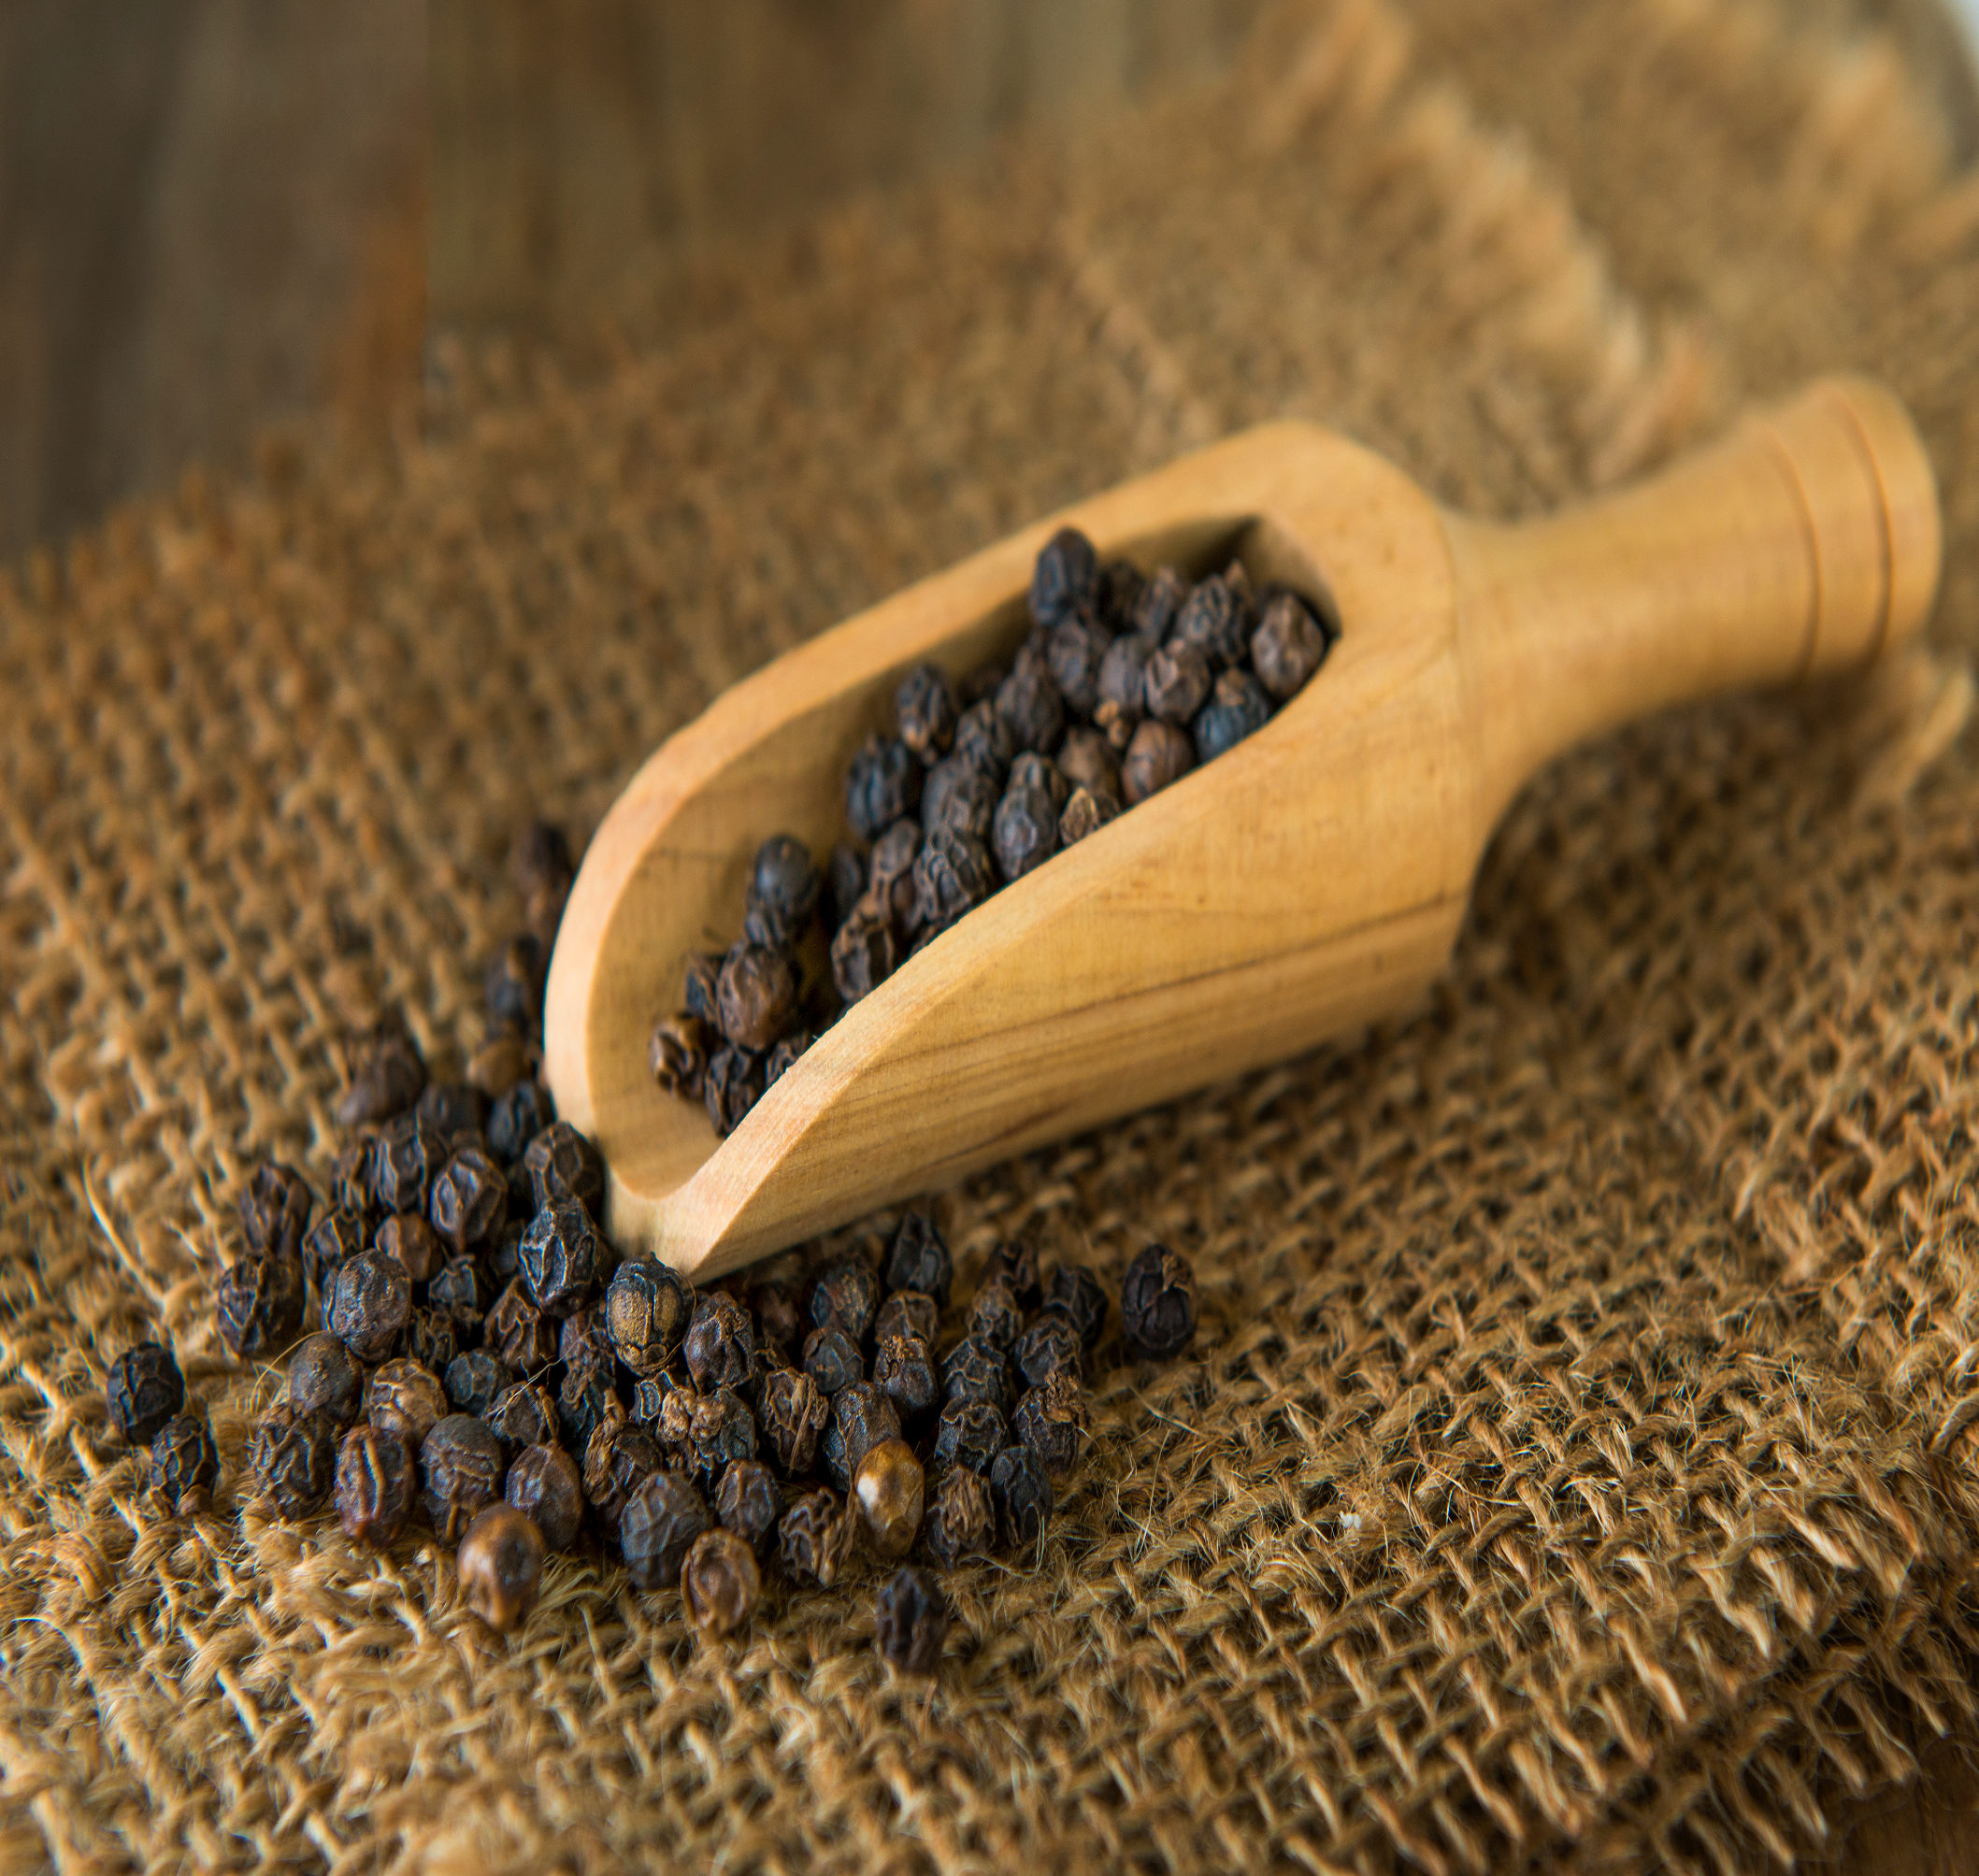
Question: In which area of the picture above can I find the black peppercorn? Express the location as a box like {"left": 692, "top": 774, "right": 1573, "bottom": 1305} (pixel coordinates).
{"left": 930, "top": 1398, "right": 1008, "bottom": 1479}
{"left": 467, "top": 1032, "right": 535, "bottom": 1097}
{"left": 989, "top": 1443, "right": 1053, "bottom": 1549}
{"left": 335, "top": 1423, "right": 417, "bottom": 1545}
{"left": 1191, "top": 666, "right": 1271, "bottom": 763}
{"left": 682, "top": 1527, "right": 761, "bottom": 1639}
{"left": 560, "top": 1303, "right": 614, "bottom": 1376}
{"left": 490, "top": 1220, "right": 525, "bottom": 1286}
{"left": 327, "top": 1248, "right": 411, "bottom": 1365}
{"left": 1097, "top": 556, "right": 1145, "bottom": 632}
{"left": 421, "top": 1412, "right": 507, "bottom": 1542}
{"left": 750, "top": 1278, "right": 802, "bottom": 1359}
{"left": 1132, "top": 566, "right": 1187, "bottom": 639}
{"left": 874, "top": 1566, "right": 951, "bottom": 1674}
{"left": 763, "top": 1027, "right": 815, "bottom": 1093}
{"left": 871, "top": 1333, "right": 939, "bottom": 1419}
{"left": 830, "top": 910, "right": 897, "bottom": 1005}
{"left": 1058, "top": 785, "right": 1120, "bottom": 847}
{"left": 515, "top": 819, "right": 574, "bottom": 902}
{"left": 107, "top": 1342, "right": 185, "bottom": 1446}
{"left": 1143, "top": 640, "right": 1212, "bottom": 724}
{"left": 1012, "top": 1371, "right": 1088, "bottom": 1482}
{"left": 583, "top": 1411, "right": 666, "bottom": 1541}
{"left": 952, "top": 698, "right": 1015, "bottom": 780}
{"left": 993, "top": 643, "right": 1066, "bottom": 755}
{"left": 429, "top": 1146, "right": 508, "bottom": 1253}
{"left": 330, "top": 1136, "right": 377, "bottom": 1219}
{"left": 895, "top": 663, "right": 959, "bottom": 762}
{"left": 940, "top": 1336, "right": 1012, "bottom": 1414}
{"left": 620, "top": 1470, "right": 712, "bottom": 1590}
{"left": 1094, "top": 631, "right": 1156, "bottom": 749}
{"left": 965, "top": 1275, "right": 1024, "bottom": 1351}
{"left": 523, "top": 1121, "right": 604, "bottom": 1215}
{"left": 486, "top": 1278, "right": 559, "bottom": 1371}
{"left": 703, "top": 1043, "right": 767, "bottom": 1136}
{"left": 825, "top": 841, "right": 867, "bottom": 932}
{"left": 444, "top": 1348, "right": 516, "bottom": 1419}
{"left": 1011, "top": 1310, "right": 1083, "bottom": 1387}
{"left": 557, "top": 1357, "right": 621, "bottom": 1448}
{"left": 488, "top": 1379, "right": 561, "bottom": 1451}
{"left": 336, "top": 1009, "right": 428, "bottom": 1129}
{"left": 716, "top": 1457, "right": 782, "bottom": 1557}
{"left": 629, "top": 1371, "right": 681, "bottom": 1426}
{"left": 150, "top": 1411, "right": 220, "bottom": 1511}
{"left": 1170, "top": 573, "right": 1249, "bottom": 667}
{"left": 373, "top": 1111, "right": 446, "bottom": 1216}
{"left": 487, "top": 1079, "right": 555, "bottom": 1165}
{"left": 779, "top": 1487, "right": 856, "bottom": 1587}
{"left": 519, "top": 1198, "right": 603, "bottom": 1318}
{"left": 748, "top": 834, "right": 822, "bottom": 940}
{"left": 458, "top": 1503, "right": 546, "bottom": 1631}
{"left": 366, "top": 1357, "right": 448, "bottom": 1448}
{"left": 982, "top": 1239, "right": 1043, "bottom": 1310}
{"left": 605, "top": 1257, "right": 695, "bottom": 1377}
{"left": 1045, "top": 609, "right": 1113, "bottom": 716}
{"left": 1121, "top": 720, "right": 1194, "bottom": 804}
{"left": 821, "top": 1380, "right": 901, "bottom": 1493}
{"left": 239, "top": 1162, "right": 314, "bottom": 1262}
{"left": 991, "top": 777, "right": 1058, "bottom": 882}
{"left": 802, "top": 1325, "right": 864, "bottom": 1396}
{"left": 483, "top": 933, "right": 548, "bottom": 1036}
{"left": 677, "top": 1385, "right": 759, "bottom": 1490}
{"left": 882, "top": 1210, "right": 952, "bottom": 1304}
{"left": 302, "top": 1207, "right": 369, "bottom": 1293}
{"left": 758, "top": 1364, "right": 831, "bottom": 1475}
{"left": 376, "top": 1210, "right": 443, "bottom": 1282}
{"left": 845, "top": 734, "right": 924, "bottom": 842}
{"left": 682, "top": 1290, "right": 757, "bottom": 1392}
{"left": 810, "top": 1253, "right": 881, "bottom": 1344}
{"left": 287, "top": 1331, "right": 365, "bottom": 1426}
{"left": 874, "top": 1289, "right": 939, "bottom": 1348}
{"left": 403, "top": 1305, "right": 462, "bottom": 1381}
{"left": 681, "top": 951, "right": 723, "bottom": 1025}
{"left": 650, "top": 1012, "right": 710, "bottom": 1098}
{"left": 1121, "top": 1242, "right": 1197, "bottom": 1358}
{"left": 1046, "top": 1263, "right": 1108, "bottom": 1349}
{"left": 428, "top": 1253, "right": 492, "bottom": 1331}
{"left": 216, "top": 1253, "right": 306, "bottom": 1360}
{"left": 715, "top": 943, "right": 798, "bottom": 1053}
{"left": 251, "top": 1403, "right": 338, "bottom": 1517}
{"left": 924, "top": 1463, "right": 993, "bottom": 1567}
{"left": 1055, "top": 727, "right": 1121, "bottom": 805}
{"left": 921, "top": 753, "right": 999, "bottom": 844}
{"left": 1250, "top": 589, "right": 1330, "bottom": 699}
{"left": 1028, "top": 526, "right": 1098, "bottom": 630}
{"left": 417, "top": 1080, "right": 491, "bottom": 1147}
{"left": 507, "top": 1441, "right": 584, "bottom": 1551}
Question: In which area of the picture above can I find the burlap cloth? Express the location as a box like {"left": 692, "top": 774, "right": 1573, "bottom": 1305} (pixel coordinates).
{"left": 6, "top": 1, "right": 1979, "bottom": 1869}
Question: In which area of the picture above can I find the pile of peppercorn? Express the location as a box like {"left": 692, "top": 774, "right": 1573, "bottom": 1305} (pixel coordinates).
{"left": 109, "top": 821, "right": 1201, "bottom": 1670}
{"left": 650, "top": 524, "right": 1334, "bottom": 1135}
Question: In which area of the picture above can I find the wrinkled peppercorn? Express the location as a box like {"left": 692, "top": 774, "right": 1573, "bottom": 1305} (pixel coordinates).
{"left": 1058, "top": 784, "right": 1120, "bottom": 846}
{"left": 779, "top": 1487, "right": 857, "bottom": 1587}
{"left": 1143, "top": 640, "right": 1212, "bottom": 724}
{"left": 428, "top": 1253, "right": 491, "bottom": 1331}
{"left": 758, "top": 1364, "right": 831, "bottom": 1475}
{"left": 681, "top": 1527, "right": 760, "bottom": 1638}
{"left": 373, "top": 1112, "right": 446, "bottom": 1216}
{"left": 752, "top": 1278, "right": 802, "bottom": 1358}
{"left": 336, "top": 1010, "right": 428, "bottom": 1128}
{"left": 866, "top": 817, "right": 922, "bottom": 917}
{"left": 681, "top": 951, "right": 723, "bottom": 1026}
{"left": 1012, "top": 1310, "right": 1083, "bottom": 1388}
{"left": 922, "top": 753, "right": 999, "bottom": 845}
{"left": 703, "top": 1043, "right": 766, "bottom": 1136}
{"left": 990, "top": 1443, "right": 1053, "bottom": 1549}
{"left": 467, "top": 1031, "right": 535, "bottom": 1097}
{"left": 251, "top": 1404, "right": 338, "bottom": 1517}
{"left": 715, "top": 944, "right": 798, "bottom": 1053}
{"left": 523, "top": 1121, "right": 604, "bottom": 1214}
{"left": 302, "top": 1208, "right": 368, "bottom": 1293}
{"left": 1028, "top": 527, "right": 1098, "bottom": 630}
{"left": 845, "top": 735, "right": 923, "bottom": 842}
{"left": 966, "top": 1276, "right": 1024, "bottom": 1351}
{"left": 650, "top": 1013, "right": 710, "bottom": 1098}
{"left": 1122, "top": 1242, "right": 1197, "bottom": 1357}
{"left": 1047, "top": 1263, "right": 1108, "bottom": 1349}
{"left": 1097, "top": 556, "right": 1145, "bottom": 631}
{"left": 825, "top": 841, "right": 868, "bottom": 932}
{"left": 763, "top": 1027, "right": 814, "bottom": 1092}
{"left": 429, "top": 1146, "right": 507, "bottom": 1253}
{"left": 675, "top": 1386, "right": 758, "bottom": 1489}
{"left": 558, "top": 1358, "right": 621, "bottom": 1448}
{"left": 992, "top": 777, "right": 1057, "bottom": 882}
{"left": 871, "top": 1334, "right": 939, "bottom": 1420}
{"left": 1192, "top": 666, "right": 1271, "bottom": 763}
{"left": 875, "top": 1289, "right": 939, "bottom": 1348}
{"left": 331, "top": 1137, "right": 377, "bottom": 1218}
{"left": 375, "top": 1210, "right": 443, "bottom": 1282}
{"left": 327, "top": 1248, "right": 411, "bottom": 1364}
{"left": 402, "top": 1306, "right": 462, "bottom": 1376}
{"left": 822, "top": 1381, "right": 901, "bottom": 1493}
{"left": 507, "top": 1441, "right": 584, "bottom": 1551}
{"left": 583, "top": 1412, "right": 665, "bottom": 1541}
{"left": 1128, "top": 565, "right": 1184, "bottom": 638}
{"left": 1251, "top": 589, "right": 1329, "bottom": 698}
{"left": 853, "top": 1437, "right": 925, "bottom": 1556}
{"left": 802, "top": 1325, "right": 863, "bottom": 1396}
{"left": 366, "top": 1357, "right": 448, "bottom": 1447}
{"left": 810, "top": 1254, "right": 881, "bottom": 1344}
{"left": 620, "top": 1470, "right": 711, "bottom": 1589}
{"left": 830, "top": 911, "right": 896, "bottom": 1006}
{"left": 895, "top": 663, "right": 959, "bottom": 762}
{"left": 1012, "top": 1371, "right": 1088, "bottom": 1482}
{"left": 488, "top": 1379, "right": 560, "bottom": 1451}
{"left": 483, "top": 934, "right": 547, "bottom": 1036}
{"left": 421, "top": 1413, "right": 507, "bottom": 1542}
{"left": 444, "top": 1348, "right": 516, "bottom": 1418}
{"left": 336, "top": 1423, "right": 417, "bottom": 1544}
{"left": 994, "top": 644, "right": 1065, "bottom": 755}
{"left": 931, "top": 1398, "right": 1007, "bottom": 1479}
{"left": 882, "top": 1212, "right": 951, "bottom": 1305}
{"left": 520, "top": 1199, "right": 603, "bottom": 1318}
{"left": 1095, "top": 631, "right": 1156, "bottom": 748}
{"left": 560, "top": 1304, "right": 614, "bottom": 1376}
{"left": 417, "top": 1080, "right": 490, "bottom": 1146}
{"left": 605, "top": 1257, "right": 695, "bottom": 1376}
{"left": 216, "top": 1253, "right": 306, "bottom": 1360}
{"left": 716, "top": 1458, "right": 782, "bottom": 1557}
{"left": 748, "top": 833, "right": 822, "bottom": 941}
{"left": 874, "top": 1566, "right": 950, "bottom": 1674}
{"left": 940, "top": 1336, "right": 1012, "bottom": 1414}
{"left": 287, "top": 1331, "right": 365, "bottom": 1426}
{"left": 107, "top": 1342, "right": 185, "bottom": 1446}
{"left": 1170, "top": 573, "right": 1248, "bottom": 667}
{"left": 1055, "top": 727, "right": 1121, "bottom": 804}
{"left": 953, "top": 698, "right": 1016, "bottom": 779}
{"left": 924, "top": 1464, "right": 994, "bottom": 1567}
{"left": 1121, "top": 719, "right": 1194, "bottom": 804}
{"left": 487, "top": 1080, "right": 555, "bottom": 1165}
{"left": 490, "top": 1221, "right": 525, "bottom": 1287}
{"left": 1045, "top": 610, "right": 1112, "bottom": 716}
{"left": 149, "top": 1411, "right": 219, "bottom": 1511}
{"left": 486, "top": 1278, "right": 559, "bottom": 1372}
{"left": 239, "top": 1163, "right": 314, "bottom": 1262}
{"left": 683, "top": 1291, "right": 756, "bottom": 1392}
{"left": 458, "top": 1504, "right": 545, "bottom": 1631}
{"left": 982, "top": 1240, "right": 1042, "bottom": 1310}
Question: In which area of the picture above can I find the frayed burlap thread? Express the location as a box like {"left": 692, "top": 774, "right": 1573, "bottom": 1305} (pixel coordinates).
{"left": 5, "top": 2, "right": 1979, "bottom": 1871}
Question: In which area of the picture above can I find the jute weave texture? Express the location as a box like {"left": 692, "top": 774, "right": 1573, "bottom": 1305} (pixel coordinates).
{"left": 5, "top": 3, "right": 1979, "bottom": 1869}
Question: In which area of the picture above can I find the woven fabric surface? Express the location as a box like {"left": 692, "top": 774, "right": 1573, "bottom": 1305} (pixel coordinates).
{"left": 5, "top": 1, "right": 1979, "bottom": 1869}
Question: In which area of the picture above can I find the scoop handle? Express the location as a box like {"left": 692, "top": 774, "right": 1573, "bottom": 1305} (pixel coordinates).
{"left": 1446, "top": 375, "right": 1943, "bottom": 817}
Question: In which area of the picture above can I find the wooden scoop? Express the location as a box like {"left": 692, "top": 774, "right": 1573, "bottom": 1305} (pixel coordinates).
{"left": 543, "top": 375, "right": 1941, "bottom": 1281}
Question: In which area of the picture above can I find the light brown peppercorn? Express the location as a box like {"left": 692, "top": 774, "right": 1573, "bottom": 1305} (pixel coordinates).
{"left": 681, "top": 1527, "right": 761, "bottom": 1639}
{"left": 1121, "top": 719, "right": 1195, "bottom": 804}
{"left": 457, "top": 1504, "right": 545, "bottom": 1633}
{"left": 779, "top": 1487, "right": 857, "bottom": 1587}
{"left": 365, "top": 1357, "right": 447, "bottom": 1447}
{"left": 649, "top": 1012, "right": 710, "bottom": 1098}
{"left": 923, "top": 1464, "right": 994, "bottom": 1568}
{"left": 853, "top": 1437, "right": 925, "bottom": 1558}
